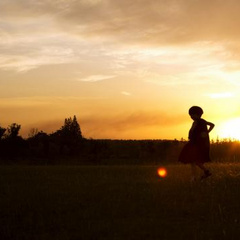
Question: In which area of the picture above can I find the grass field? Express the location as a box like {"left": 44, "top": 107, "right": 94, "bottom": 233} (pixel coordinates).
{"left": 0, "top": 163, "right": 240, "bottom": 240}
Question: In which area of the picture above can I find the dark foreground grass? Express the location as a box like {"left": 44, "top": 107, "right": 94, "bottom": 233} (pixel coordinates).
{"left": 0, "top": 163, "right": 240, "bottom": 240}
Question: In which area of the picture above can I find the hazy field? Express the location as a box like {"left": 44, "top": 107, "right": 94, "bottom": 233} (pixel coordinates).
{"left": 0, "top": 164, "right": 240, "bottom": 240}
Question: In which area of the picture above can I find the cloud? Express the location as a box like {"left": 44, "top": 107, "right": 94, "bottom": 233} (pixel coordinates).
{"left": 121, "top": 91, "right": 131, "bottom": 96}
{"left": 44, "top": 0, "right": 240, "bottom": 45}
{"left": 79, "top": 111, "right": 187, "bottom": 139}
{"left": 2, "top": 0, "right": 240, "bottom": 44}
{"left": 207, "top": 92, "right": 234, "bottom": 99}
{"left": 1, "top": 0, "right": 240, "bottom": 87}
{"left": 79, "top": 74, "right": 116, "bottom": 82}
{"left": 0, "top": 52, "right": 74, "bottom": 72}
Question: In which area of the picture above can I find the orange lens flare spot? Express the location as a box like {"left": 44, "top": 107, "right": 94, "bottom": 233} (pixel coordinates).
{"left": 157, "top": 168, "right": 167, "bottom": 178}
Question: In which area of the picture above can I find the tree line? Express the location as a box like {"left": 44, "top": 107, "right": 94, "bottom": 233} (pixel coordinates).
{"left": 0, "top": 115, "right": 240, "bottom": 164}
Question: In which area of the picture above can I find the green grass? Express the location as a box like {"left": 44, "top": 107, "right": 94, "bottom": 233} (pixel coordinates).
{"left": 0, "top": 163, "right": 240, "bottom": 240}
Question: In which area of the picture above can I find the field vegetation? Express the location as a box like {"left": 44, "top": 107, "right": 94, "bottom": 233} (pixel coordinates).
{"left": 1, "top": 164, "right": 240, "bottom": 240}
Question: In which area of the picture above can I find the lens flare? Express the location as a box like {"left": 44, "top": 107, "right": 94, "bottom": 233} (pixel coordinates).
{"left": 157, "top": 167, "right": 167, "bottom": 178}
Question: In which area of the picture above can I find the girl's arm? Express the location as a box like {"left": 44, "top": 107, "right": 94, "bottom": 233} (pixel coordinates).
{"left": 206, "top": 121, "right": 215, "bottom": 133}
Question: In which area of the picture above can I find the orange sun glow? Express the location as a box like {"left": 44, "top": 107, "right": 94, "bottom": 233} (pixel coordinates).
{"left": 157, "top": 168, "right": 167, "bottom": 178}
{"left": 219, "top": 118, "right": 240, "bottom": 140}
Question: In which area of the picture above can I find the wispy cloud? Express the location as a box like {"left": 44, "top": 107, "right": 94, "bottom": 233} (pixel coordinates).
{"left": 0, "top": 46, "right": 75, "bottom": 72}
{"left": 79, "top": 74, "right": 116, "bottom": 82}
{"left": 1, "top": 0, "right": 240, "bottom": 78}
{"left": 80, "top": 111, "right": 187, "bottom": 139}
{"left": 2, "top": 0, "right": 240, "bottom": 46}
{"left": 207, "top": 92, "right": 234, "bottom": 99}
{"left": 52, "top": 0, "right": 240, "bottom": 45}
{"left": 121, "top": 91, "right": 131, "bottom": 96}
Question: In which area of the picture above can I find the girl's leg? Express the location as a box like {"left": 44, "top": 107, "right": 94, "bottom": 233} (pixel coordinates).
{"left": 196, "top": 162, "right": 212, "bottom": 179}
{"left": 191, "top": 163, "right": 197, "bottom": 181}
{"left": 195, "top": 162, "right": 207, "bottom": 172}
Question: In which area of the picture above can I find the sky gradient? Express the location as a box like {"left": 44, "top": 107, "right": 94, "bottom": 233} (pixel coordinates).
{"left": 1, "top": 0, "right": 240, "bottom": 140}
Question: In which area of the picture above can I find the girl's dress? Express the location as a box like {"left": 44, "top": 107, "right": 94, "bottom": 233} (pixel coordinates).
{"left": 179, "top": 118, "right": 210, "bottom": 164}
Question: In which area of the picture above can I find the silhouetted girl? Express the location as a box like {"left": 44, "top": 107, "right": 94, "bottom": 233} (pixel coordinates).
{"left": 179, "top": 106, "right": 215, "bottom": 181}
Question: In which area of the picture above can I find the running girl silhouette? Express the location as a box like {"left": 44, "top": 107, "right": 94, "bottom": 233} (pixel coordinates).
{"left": 179, "top": 106, "right": 215, "bottom": 180}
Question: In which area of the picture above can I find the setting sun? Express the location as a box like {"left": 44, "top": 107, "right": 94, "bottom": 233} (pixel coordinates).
{"left": 219, "top": 118, "right": 240, "bottom": 140}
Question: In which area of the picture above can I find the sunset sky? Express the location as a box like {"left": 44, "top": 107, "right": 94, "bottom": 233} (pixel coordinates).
{"left": 1, "top": 0, "right": 240, "bottom": 140}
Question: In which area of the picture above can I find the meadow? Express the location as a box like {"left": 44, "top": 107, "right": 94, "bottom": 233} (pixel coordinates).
{"left": 0, "top": 163, "right": 240, "bottom": 240}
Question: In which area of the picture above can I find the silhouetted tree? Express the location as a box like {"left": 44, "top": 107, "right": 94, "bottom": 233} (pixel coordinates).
{"left": 1, "top": 123, "right": 25, "bottom": 160}
{"left": 0, "top": 126, "right": 6, "bottom": 139}
{"left": 51, "top": 116, "right": 83, "bottom": 155}
{"left": 60, "top": 115, "right": 82, "bottom": 140}
{"left": 6, "top": 123, "right": 21, "bottom": 139}
{"left": 28, "top": 131, "right": 49, "bottom": 159}
{"left": 28, "top": 128, "right": 39, "bottom": 138}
